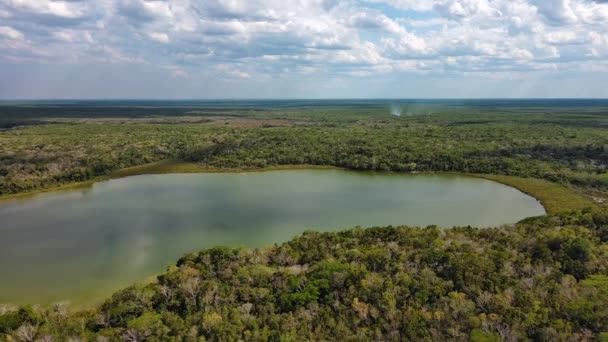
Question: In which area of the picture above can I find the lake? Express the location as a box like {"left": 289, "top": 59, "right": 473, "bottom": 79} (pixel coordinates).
{"left": 0, "top": 170, "right": 545, "bottom": 305}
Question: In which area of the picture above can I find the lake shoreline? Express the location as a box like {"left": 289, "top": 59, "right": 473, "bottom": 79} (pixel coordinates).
{"left": 0, "top": 159, "right": 594, "bottom": 214}
{"left": 0, "top": 159, "right": 591, "bottom": 215}
{"left": 0, "top": 161, "right": 341, "bottom": 201}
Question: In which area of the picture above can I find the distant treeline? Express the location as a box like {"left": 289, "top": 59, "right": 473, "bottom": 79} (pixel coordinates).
{"left": 0, "top": 106, "right": 607, "bottom": 196}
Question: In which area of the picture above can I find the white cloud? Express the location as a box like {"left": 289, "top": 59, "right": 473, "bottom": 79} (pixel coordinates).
{"left": 365, "top": 0, "right": 435, "bottom": 11}
{"left": 345, "top": 9, "right": 405, "bottom": 34}
{"left": 545, "top": 31, "right": 582, "bottom": 44}
{"left": 0, "top": 0, "right": 607, "bottom": 89}
{"left": 0, "top": 25, "right": 23, "bottom": 40}
{"left": 216, "top": 64, "right": 251, "bottom": 79}
{"left": 53, "top": 29, "right": 94, "bottom": 43}
{"left": 5, "top": 0, "right": 87, "bottom": 18}
{"left": 382, "top": 31, "right": 433, "bottom": 58}
{"left": 433, "top": 0, "right": 498, "bottom": 20}
{"left": 148, "top": 32, "right": 170, "bottom": 43}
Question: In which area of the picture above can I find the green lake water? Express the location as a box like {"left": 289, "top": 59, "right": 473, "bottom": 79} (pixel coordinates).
{"left": 0, "top": 170, "right": 545, "bottom": 306}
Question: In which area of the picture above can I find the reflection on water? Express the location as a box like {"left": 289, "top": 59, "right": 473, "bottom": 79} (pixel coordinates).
{"left": 0, "top": 170, "right": 545, "bottom": 306}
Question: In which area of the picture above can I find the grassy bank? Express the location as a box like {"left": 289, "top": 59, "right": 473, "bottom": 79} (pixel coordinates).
{"left": 472, "top": 174, "right": 596, "bottom": 215}
{"left": 110, "top": 159, "right": 341, "bottom": 178}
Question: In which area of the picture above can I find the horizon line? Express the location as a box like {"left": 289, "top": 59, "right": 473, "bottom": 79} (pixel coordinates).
{"left": 2, "top": 97, "right": 608, "bottom": 101}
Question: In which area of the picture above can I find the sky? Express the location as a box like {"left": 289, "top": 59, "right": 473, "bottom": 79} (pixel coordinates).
{"left": 1, "top": 0, "right": 608, "bottom": 99}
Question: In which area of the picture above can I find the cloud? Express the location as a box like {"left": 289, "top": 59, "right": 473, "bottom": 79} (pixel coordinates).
{"left": 148, "top": 31, "right": 170, "bottom": 43}
{"left": 530, "top": 0, "right": 578, "bottom": 24}
{"left": 382, "top": 32, "right": 433, "bottom": 58}
{"left": 216, "top": 64, "right": 251, "bottom": 79}
{"left": 345, "top": 9, "right": 405, "bottom": 34}
{"left": 0, "top": 0, "right": 608, "bottom": 98}
{"left": 545, "top": 31, "right": 583, "bottom": 45}
{"left": 432, "top": 0, "right": 498, "bottom": 20}
{"left": 0, "top": 25, "right": 24, "bottom": 40}
{"left": 52, "top": 29, "right": 94, "bottom": 43}
{"left": 4, "top": 0, "right": 88, "bottom": 19}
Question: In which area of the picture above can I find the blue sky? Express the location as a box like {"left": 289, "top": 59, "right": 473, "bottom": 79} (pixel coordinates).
{"left": 1, "top": 0, "right": 608, "bottom": 99}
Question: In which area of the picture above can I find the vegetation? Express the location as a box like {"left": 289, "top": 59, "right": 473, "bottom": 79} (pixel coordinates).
{"left": 1, "top": 102, "right": 607, "bottom": 205}
{"left": 1, "top": 100, "right": 607, "bottom": 340}
{"left": 1, "top": 210, "right": 607, "bottom": 341}
{"left": 109, "top": 159, "right": 339, "bottom": 179}
{"left": 471, "top": 174, "right": 596, "bottom": 214}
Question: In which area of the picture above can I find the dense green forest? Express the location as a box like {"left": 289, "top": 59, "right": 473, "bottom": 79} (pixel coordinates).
{"left": 1, "top": 102, "right": 607, "bottom": 198}
{"left": 1, "top": 211, "right": 607, "bottom": 341}
{"left": 1, "top": 101, "right": 607, "bottom": 340}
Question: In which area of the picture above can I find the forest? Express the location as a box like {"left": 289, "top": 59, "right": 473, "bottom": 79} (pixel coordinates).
{"left": 1, "top": 102, "right": 607, "bottom": 198}
{"left": 1, "top": 101, "right": 607, "bottom": 341}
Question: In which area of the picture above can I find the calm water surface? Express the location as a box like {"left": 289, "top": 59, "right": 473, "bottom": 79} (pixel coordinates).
{"left": 0, "top": 170, "right": 545, "bottom": 305}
